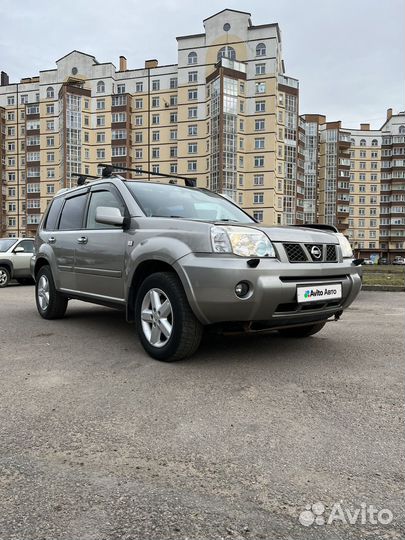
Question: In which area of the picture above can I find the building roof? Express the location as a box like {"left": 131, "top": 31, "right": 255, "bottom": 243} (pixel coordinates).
{"left": 202, "top": 8, "right": 252, "bottom": 23}
{"left": 56, "top": 50, "right": 99, "bottom": 64}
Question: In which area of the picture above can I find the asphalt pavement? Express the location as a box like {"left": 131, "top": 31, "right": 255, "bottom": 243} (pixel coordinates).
{"left": 0, "top": 285, "right": 403, "bottom": 540}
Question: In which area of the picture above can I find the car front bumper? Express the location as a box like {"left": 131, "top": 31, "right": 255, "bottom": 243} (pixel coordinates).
{"left": 174, "top": 253, "right": 362, "bottom": 326}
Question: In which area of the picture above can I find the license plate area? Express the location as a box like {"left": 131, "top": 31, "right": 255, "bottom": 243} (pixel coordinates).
{"left": 297, "top": 283, "right": 342, "bottom": 303}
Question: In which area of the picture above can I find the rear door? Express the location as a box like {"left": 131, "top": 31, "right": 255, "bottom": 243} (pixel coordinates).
{"left": 74, "top": 184, "right": 127, "bottom": 302}
{"left": 50, "top": 190, "right": 88, "bottom": 291}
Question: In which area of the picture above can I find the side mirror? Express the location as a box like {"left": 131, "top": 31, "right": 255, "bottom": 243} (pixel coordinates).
{"left": 95, "top": 206, "right": 124, "bottom": 227}
{"left": 14, "top": 246, "right": 25, "bottom": 253}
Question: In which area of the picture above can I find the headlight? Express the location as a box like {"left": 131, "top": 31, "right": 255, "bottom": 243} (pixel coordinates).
{"left": 211, "top": 226, "right": 276, "bottom": 257}
{"left": 336, "top": 233, "right": 353, "bottom": 258}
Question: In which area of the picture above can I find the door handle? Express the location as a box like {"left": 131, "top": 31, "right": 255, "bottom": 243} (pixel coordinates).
{"left": 77, "top": 236, "right": 88, "bottom": 244}
{"left": 48, "top": 236, "right": 56, "bottom": 244}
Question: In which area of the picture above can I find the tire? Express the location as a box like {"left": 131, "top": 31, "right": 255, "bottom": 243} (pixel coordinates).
{"left": 0, "top": 266, "right": 11, "bottom": 288}
{"left": 278, "top": 321, "right": 326, "bottom": 338}
{"left": 135, "top": 272, "right": 203, "bottom": 361}
{"left": 35, "top": 265, "right": 68, "bottom": 319}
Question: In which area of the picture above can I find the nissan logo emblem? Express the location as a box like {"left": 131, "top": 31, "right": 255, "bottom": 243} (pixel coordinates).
{"left": 311, "top": 246, "right": 322, "bottom": 259}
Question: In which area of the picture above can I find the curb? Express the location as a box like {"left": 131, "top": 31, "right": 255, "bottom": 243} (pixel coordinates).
{"left": 362, "top": 285, "right": 405, "bottom": 292}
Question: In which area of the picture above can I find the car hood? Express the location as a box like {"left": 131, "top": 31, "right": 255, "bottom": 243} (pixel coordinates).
{"left": 214, "top": 223, "right": 339, "bottom": 244}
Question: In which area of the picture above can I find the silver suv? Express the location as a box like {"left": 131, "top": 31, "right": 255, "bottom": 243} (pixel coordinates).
{"left": 0, "top": 237, "right": 35, "bottom": 287}
{"left": 32, "top": 174, "right": 362, "bottom": 361}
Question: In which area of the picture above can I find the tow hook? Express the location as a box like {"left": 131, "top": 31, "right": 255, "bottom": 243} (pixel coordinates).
{"left": 334, "top": 309, "right": 343, "bottom": 321}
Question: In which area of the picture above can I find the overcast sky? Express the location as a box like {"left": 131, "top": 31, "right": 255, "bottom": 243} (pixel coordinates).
{"left": 0, "top": 0, "right": 403, "bottom": 128}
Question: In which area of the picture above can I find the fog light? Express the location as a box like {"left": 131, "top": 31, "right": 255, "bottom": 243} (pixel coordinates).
{"left": 235, "top": 281, "right": 249, "bottom": 298}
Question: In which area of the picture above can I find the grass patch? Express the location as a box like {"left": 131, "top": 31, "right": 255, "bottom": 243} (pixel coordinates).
{"left": 362, "top": 272, "right": 405, "bottom": 287}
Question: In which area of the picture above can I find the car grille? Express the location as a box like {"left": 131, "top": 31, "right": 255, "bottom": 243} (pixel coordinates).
{"left": 283, "top": 243, "right": 307, "bottom": 262}
{"left": 283, "top": 243, "right": 338, "bottom": 263}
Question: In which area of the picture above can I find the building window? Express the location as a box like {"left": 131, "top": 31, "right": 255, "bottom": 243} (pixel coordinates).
{"left": 152, "top": 147, "right": 160, "bottom": 159}
{"left": 136, "top": 82, "right": 143, "bottom": 93}
{"left": 254, "top": 138, "right": 265, "bottom": 149}
{"left": 46, "top": 87, "right": 54, "bottom": 99}
{"left": 46, "top": 136, "right": 54, "bottom": 147}
{"left": 152, "top": 165, "right": 160, "bottom": 174}
{"left": 97, "top": 81, "right": 105, "bottom": 93}
{"left": 188, "top": 71, "right": 198, "bottom": 83}
{"left": 254, "top": 174, "right": 264, "bottom": 185}
{"left": 135, "top": 98, "right": 143, "bottom": 109}
{"left": 255, "top": 100, "right": 265, "bottom": 112}
{"left": 135, "top": 149, "right": 143, "bottom": 159}
{"left": 152, "top": 114, "right": 160, "bottom": 125}
{"left": 96, "top": 99, "right": 105, "bottom": 110}
{"left": 360, "top": 138, "right": 366, "bottom": 146}
{"left": 152, "top": 79, "right": 160, "bottom": 91}
{"left": 117, "top": 83, "right": 125, "bottom": 94}
{"left": 135, "top": 132, "right": 143, "bottom": 143}
{"left": 217, "top": 46, "right": 236, "bottom": 62}
{"left": 188, "top": 143, "right": 197, "bottom": 154}
{"left": 170, "top": 112, "right": 177, "bottom": 123}
{"left": 188, "top": 51, "right": 197, "bottom": 65}
{"left": 371, "top": 138, "right": 378, "bottom": 146}
{"left": 112, "top": 112, "right": 126, "bottom": 123}
{"left": 170, "top": 77, "right": 178, "bottom": 89}
{"left": 152, "top": 96, "right": 160, "bottom": 108}
{"left": 255, "top": 82, "right": 266, "bottom": 94}
{"left": 188, "top": 89, "right": 198, "bottom": 100}
{"left": 188, "top": 107, "right": 197, "bottom": 119}
{"left": 256, "top": 43, "right": 266, "bottom": 56}
{"left": 254, "top": 192, "right": 264, "bottom": 204}
{"left": 254, "top": 156, "right": 264, "bottom": 167}
{"left": 96, "top": 116, "right": 105, "bottom": 126}
{"left": 399, "top": 126, "right": 405, "bottom": 134}
{"left": 188, "top": 124, "right": 197, "bottom": 136}
{"left": 170, "top": 163, "right": 177, "bottom": 174}
{"left": 46, "top": 104, "right": 54, "bottom": 115}
{"left": 170, "top": 129, "right": 177, "bottom": 140}
{"left": 255, "top": 63, "right": 265, "bottom": 75}
{"left": 96, "top": 132, "right": 105, "bottom": 143}
{"left": 187, "top": 160, "right": 197, "bottom": 171}
{"left": 152, "top": 130, "right": 160, "bottom": 142}
{"left": 170, "top": 95, "right": 177, "bottom": 107}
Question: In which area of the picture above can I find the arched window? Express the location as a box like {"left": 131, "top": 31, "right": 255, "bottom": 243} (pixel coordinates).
{"left": 46, "top": 86, "right": 54, "bottom": 99}
{"left": 371, "top": 138, "right": 378, "bottom": 146}
{"left": 350, "top": 138, "right": 355, "bottom": 145}
{"left": 97, "top": 80, "right": 105, "bottom": 93}
{"left": 399, "top": 125, "right": 405, "bottom": 134}
{"left": 217, "top": 45, "right": 236, "bottom": 62}
{"left": 360, "top": 138, "right": 366, "bottom": 146}
{"left": 256, "top": 43, "right": 266, "bottom": 56}
{"left": 187, "top": 51, "right": 197, "bottom": 65}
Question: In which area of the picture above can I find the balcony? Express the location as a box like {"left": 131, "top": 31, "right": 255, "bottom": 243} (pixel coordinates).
{"left": 278, "top": 74, "right": 299, "bottom": 89}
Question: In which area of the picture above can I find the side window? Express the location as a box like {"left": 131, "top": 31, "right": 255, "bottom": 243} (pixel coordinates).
{"left": 86, "top": 190, "right": 125, "bottom": 229}
{"left": 17, "top": 240, "right": 34, "bottom": 252}
{"left": 59, "top": 193, "right": 88, "bottom": 230}
{"left": 44, "top": 197, "right": 64, "bottom": 230}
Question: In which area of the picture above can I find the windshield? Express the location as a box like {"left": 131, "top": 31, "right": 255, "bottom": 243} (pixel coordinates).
{"left": 126, "top": 182, "right": 254, "bottom": 223}
{"left": 0, "top": 239, "right": 16, "bottom": 252}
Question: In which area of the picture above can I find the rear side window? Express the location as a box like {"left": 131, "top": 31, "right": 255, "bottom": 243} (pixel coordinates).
{"left": 44, "top": 197, "right": 64, "bottom": 231}
{"left": 59, "top": 193, "right": 88, "bottom": 230}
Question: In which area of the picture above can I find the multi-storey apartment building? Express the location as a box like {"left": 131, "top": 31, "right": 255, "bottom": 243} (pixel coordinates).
{"left": 301, "top": 115, "right": 351, "bottom": 233}
{"left": 300, "top": 110, "right": 405, "bottom": 259}
{"left": 0, "top": 8, "right": 301, "bottom": 238}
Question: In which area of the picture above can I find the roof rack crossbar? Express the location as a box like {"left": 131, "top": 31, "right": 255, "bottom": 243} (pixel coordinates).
{"left": 98, "top": 163, "right": 197, "bottom": 187}
{"left": 71, "top": 172, "right": 99, "bottom": 186}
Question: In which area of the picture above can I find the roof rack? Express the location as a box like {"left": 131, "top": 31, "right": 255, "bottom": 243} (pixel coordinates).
{"left": 71, "top": 172, "right": 99, "bottom": 187}
{"left": 98, "top": 163, "right": 197, "bottom": 187}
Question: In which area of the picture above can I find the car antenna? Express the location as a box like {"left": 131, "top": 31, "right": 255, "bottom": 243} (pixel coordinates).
{"left": 98, "top": 163, "right": 197, "bottom": 187}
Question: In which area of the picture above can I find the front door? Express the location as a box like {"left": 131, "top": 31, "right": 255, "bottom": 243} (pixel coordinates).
{"left": 74, "top": 185, "right": 127, "bottom": 302}
{"left": 12, "top": 239, "right": 34, "bottom": 277}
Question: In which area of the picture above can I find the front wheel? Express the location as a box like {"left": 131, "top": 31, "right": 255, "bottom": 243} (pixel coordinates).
{"left": 278, "top": 322, "right": 326, "bottom": 338}
{"left": 0, "top": 266, "right": 10, "bottom": 288}
{"left": 35, "top": 266, "right": 68, "bottom": 319}
{"left": 135, "top": 272, "right": 203, "bottom": 361}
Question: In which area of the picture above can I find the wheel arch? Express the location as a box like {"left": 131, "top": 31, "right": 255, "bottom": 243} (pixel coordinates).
{"left": 0, "top": 259, "right": 13, "bottom": 278}
{"left": 34, "top": 257, "right": 51, "bottom": 277}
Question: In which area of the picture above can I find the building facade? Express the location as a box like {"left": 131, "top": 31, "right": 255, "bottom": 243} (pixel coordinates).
{"left": 0, "top": 9, "right": 301, "bottom": 239}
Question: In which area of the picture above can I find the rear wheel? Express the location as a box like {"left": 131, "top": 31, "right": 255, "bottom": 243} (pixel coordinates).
{"left": 135, "top": 272, "right": 203, "bottom": 361}
{"left": 278, "top": 322, "right": 326, "bottom": 338}
{"left": 0, "top": 267, "right": 10, "bottom": 288}
{"left": 35, "top": 265, "right": 68, "bottom": 319}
